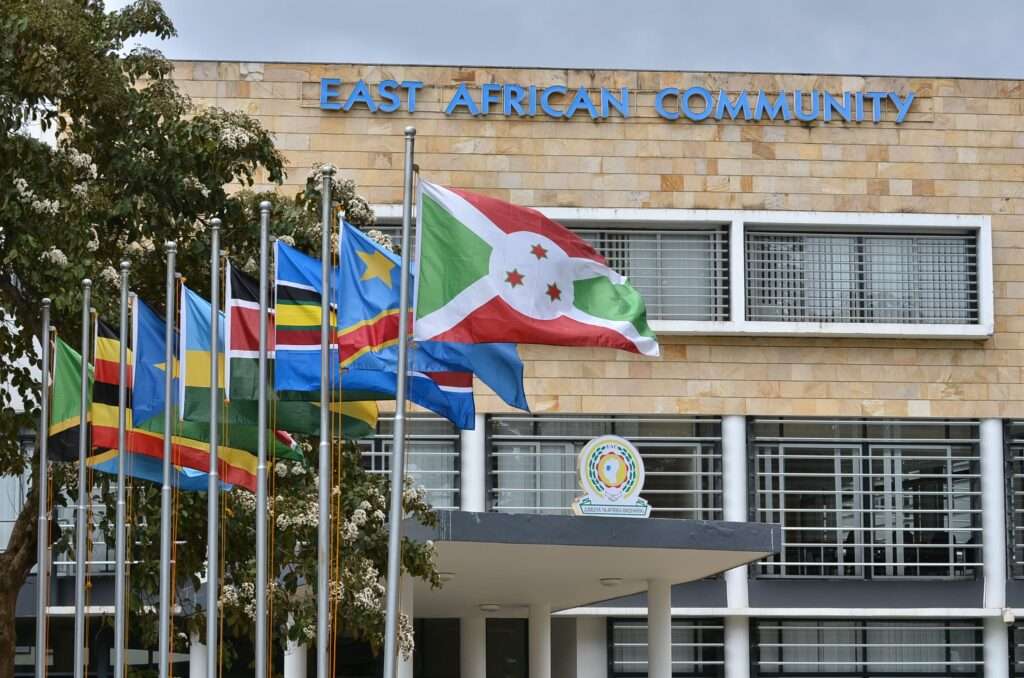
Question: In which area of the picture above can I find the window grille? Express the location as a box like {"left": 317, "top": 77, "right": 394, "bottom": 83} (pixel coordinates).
{"left": 609, "top": 618, "right": 724, "bottom": 677}
{"left": 488, "top": 416, "right": 722, "bottom": 518}
{"left": 753, "top": 419, "right": 981, "bottom": 579}
{"left": 360, "top": 415, "right": 460, "bottom": 510}
{"left": 754, "top": 619, "right": 983, "bottom": 676}
{"left": 1003, "top": 421, "right": 1024, "bottom": 577}
{"left": 1012, "top": 623, "right": 1024, "bottom": 677}
{"left": 376, "top": 223, "right": 731, "bottom": 322}
{"left": 745, "top": 231, "right": 978, "bottom": 324}
{"left": 578, "top": 228, "right": 730, "bottom": 321}
{"left": 54, "top": 498, "right": 115, "bottom": 576}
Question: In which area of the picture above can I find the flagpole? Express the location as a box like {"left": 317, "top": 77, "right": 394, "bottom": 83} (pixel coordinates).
{"left": 158, "top": 241, "right": 177, "bottom": 678}
{"left": 382, "top": 126, "right": 416, "bottom": 678}
{"left": 35, "top": 297, "right": 51, "bottom": 678}
{"left": 316, "top": 165, "right": 335, "bottom": 678}
{"left": 207, "top": 218, "right": 222, "bottom": 678}
{"left": 255, "top": 201, "right": 271, "bottom": 678}
{"left": 113, "top": 261, "right": 131, "bottom": 678}
{"left": 73, "top": 278, "right": 92, "bottom": 678}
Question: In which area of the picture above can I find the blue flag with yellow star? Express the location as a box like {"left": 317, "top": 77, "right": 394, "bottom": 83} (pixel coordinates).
{"left": 131, "top": 296, "right": 178, "bottom": 427}
{"left": 337, "top": 221, "right": 528, "bottom": 412}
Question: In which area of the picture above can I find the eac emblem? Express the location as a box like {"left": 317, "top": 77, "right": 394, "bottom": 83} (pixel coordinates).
{"left": 571, "top": 435, "right": 651, "bottom": 518}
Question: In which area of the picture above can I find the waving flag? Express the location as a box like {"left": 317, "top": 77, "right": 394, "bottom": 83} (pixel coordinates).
{"left": 88, "top": 449, "right": 228, "bottom": 492}
{"left": 414, "top": 181, "right": 659, "bottom": 357}
{"left": 47, "top": 337, "right": 91, "bottom": 462}
{"left": 277, "top": 240, "right": 475, "bottom": 429}
{"left": 224, "top": 262, "right": 376, "bottom": 438}
{"left": 338, "top": 221, "right": 528, "bottom": 411}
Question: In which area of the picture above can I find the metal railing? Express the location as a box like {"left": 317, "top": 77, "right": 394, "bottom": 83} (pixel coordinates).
{"left": 609, "top": 618, "right": 724, "bottom": 678}
{"left": 360, "top": 415, "right": 460, "bottom": 510}
{"left": 754, "top": 619, "right": 984, "bottom": 676}
{"left": 752, "top": 418, "right": 982, "bottom": 579}
{"left": 745, "top": 231, "right": 979, "bottom": 324}
{"left": 1003, "top": 421, "right": 1024, "bottom": 578}
{"left": 489, "top": 416, "right": 722, "bottom": 518}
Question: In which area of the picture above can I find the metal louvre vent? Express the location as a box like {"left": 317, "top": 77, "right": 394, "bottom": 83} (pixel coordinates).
{"left": 610, "top": 618, "right": 724, "bottom": 677}
{"left": 488, "top": 416, "right": 722, "bottom": 519}
{"left": 745, "top": 231, "right": 979, "bottom": 324}
{"left": 754, "top": 619, "right": 984, "bottom": 676}
{"left": 752, "top": 418, "right": 982, "bottom": 579}
{"left": 577, "top": 228, "right": 730, "bottom": 321}
{"left": 359, "top": 415, "right": 460, "bottom": 511}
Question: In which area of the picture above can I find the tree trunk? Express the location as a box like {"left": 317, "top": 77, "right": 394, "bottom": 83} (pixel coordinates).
{"left": 0, "top": 484, "right": 39, "bottom": 678}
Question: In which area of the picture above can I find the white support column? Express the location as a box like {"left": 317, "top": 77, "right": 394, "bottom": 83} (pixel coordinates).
{"left": 284, "top": 616, "right": 307, "bottom": 678}
{"left": 398, "top": 573, "right": 415, "bottom": 678}
{"left": 460, "top": 413, "right": 486, "bottom": 512}
{"left": 722, "top": 415, "right": 750, "bottom": 678}
{"left": 980, "top": 418, "right": 1008, "bottom": 678}
{"left": 575, "top": 616, "right": 607, "bottom": 678}
{"left": 647, "top": 580, "right": 672, "bottom": 678}
{"left": 189, "top": 635, "right": 207, "bottom": 678}
{"left": 529, "top": 603, "right": 552, "bottom": 678}
{"left": 460, "top": 614, "right": 487, "bottom": 678}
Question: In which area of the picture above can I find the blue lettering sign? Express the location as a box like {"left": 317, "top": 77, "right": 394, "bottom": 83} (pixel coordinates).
{"left": 316, "top": 78, "right": 917, "bottom": 125}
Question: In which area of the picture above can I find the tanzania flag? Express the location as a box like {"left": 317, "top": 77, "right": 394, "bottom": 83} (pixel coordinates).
{"left": 197, "top": 266, "right": 376, "bottom": 439}
{"left": 88, "top": 449, "right": 228, "bottom": 493}
{"left": 47, "top": 337, "right": 91, "bottom": 462}
{"left": 413, "top": 180, "right": 659, "bottom": 357}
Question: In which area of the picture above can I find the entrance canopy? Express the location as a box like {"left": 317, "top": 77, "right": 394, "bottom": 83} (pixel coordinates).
{"left": 404, "top": 511, "right": 780, "bottom": 617}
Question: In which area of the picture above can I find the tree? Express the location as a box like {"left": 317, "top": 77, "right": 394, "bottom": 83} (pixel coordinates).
{"left": 0, "top": 2, "right": 436, "bottom": 675}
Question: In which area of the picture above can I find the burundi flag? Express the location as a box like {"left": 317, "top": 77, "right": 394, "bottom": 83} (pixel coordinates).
{"left": 225, "top": 261, "right": 377, "bottom": 439}
{"left": 338, "top": 221, "right": 529, "bottom": 412}
{"left": 414, "top": 181, "right": 659, "bottom": 357}
{"left": 47, "top": 337, "right": 92, "bottom": 462}
{"left": 275, "top": 240, "right": 475, "bottom": 428}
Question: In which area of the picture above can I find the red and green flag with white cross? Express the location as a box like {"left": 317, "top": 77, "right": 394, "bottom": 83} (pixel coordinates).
{"left": 413, "top": 180, "right": 659, "bottom": 357}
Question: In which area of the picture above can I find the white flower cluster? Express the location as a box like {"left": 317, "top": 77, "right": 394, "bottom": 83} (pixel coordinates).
{"left": 234, "top": 489, "right": 257, "bottom": 513}
{"left": 275, "top": 461, "right": 289, "bottom": 478}
{"left": 290, "top": 461, "right": 306, "bottom": 476}
{"left": 277, "top": 234, "right": 295, "bottom": 247}
{"left": 40, "top": 247, "right": 68, "bottom": 268}
{"left": 100, "top": 266, "right": 119, "bottom": 287}
{"left": 351, "top": 563, "right": 384, "bottom": 612}
{"left": 65, "top": 147, "right": 98, "bottom": 180}
{"left": 365, "top": 229, "right": 395, "bottom": 252}
{"left": 124, "top": 238, "right": 155, "bottom": 256}
{"left": 13, "top": 176, "right": 60, "bottom": 216}
{"left": 71, "top": 183, "right": 89, "bottom": 200}
{"left": 183, "top": 175, "right": 211, "bottom": 198}
{"left": 220, "top": 125, "right": 255, "bottom": 149}
{"left": 345, "top": 196, "right": 375, "bottom": 225}
{"left": 87, "top": 227, "right": 99, "bottom": 252}
{"left": 340, "top": 519, "right": 359, "bottom": 543}
{"left": 398, "top": 612, "right": 415, "bottom": 659}
{"left": 137, "top": 148, "right": 156, "bottom": 162}
{"left": 275, "top": 496, "right": 318, "bottom": 530}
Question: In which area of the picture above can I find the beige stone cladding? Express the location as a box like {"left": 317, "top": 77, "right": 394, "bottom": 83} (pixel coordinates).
{"left": 171, "top": 61, "right": 1024, "bottom": 419}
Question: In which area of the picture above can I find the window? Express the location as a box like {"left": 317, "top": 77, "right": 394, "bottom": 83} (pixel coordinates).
{"left": 360, "top": 415, "right": 460, "bottom": 510}
{"left": 0, "top": 436, "right": 33, "bottom": 553}
{"left": 610, "top": 618, "right": 724, "bottom": 677}
{"left": 488, "top": 416, "right": 722, "bottom": 518}
{"left": 754, "top": 619, "right": 983, "bottom": 676}
{"left": 746, "top": 231, "right": 978, "bottom": 324}
{"left": 375, "top": 208, "right": 992, "bottom": 338}
{"left": 753, "top": 419, "right": 981, "bottom": 579}
{"left": 1004, "top": 421, "right": 1024, "bottom": 577}
{"left": 1012, "top": 623, "right": 1024, "bottom": 677}
{"left": 578, "top": 228, "right": 729, "bottom": 321}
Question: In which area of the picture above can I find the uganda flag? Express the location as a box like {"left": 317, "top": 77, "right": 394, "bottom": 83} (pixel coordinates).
{"left": 47, "top": 337, "right": 91, "bottom": 462}
{"left": 92, "top": 317, "right": 300, "bottom": 493}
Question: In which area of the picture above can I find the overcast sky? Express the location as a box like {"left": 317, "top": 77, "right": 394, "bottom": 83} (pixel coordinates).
{"left": 125, "top": 0, "right": 1023, "bottom": 79}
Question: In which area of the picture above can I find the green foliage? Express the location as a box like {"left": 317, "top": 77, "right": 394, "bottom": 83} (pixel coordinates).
{"left": 0, "top": 1, "right": 438, "bottom": 673}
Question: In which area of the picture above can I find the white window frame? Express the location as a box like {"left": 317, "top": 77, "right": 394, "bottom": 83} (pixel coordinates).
{"left": 372, "top": 205, "right": 993, "bottom": 340}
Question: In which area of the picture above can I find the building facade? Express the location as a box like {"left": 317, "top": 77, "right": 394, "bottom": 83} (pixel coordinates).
{"left": 8, "top": 61, "right": 1024, "bottom": 677}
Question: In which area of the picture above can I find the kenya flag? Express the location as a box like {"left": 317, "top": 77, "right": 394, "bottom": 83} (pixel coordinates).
{"left": 413, "top": 181, "right": 659, "bottom": 356}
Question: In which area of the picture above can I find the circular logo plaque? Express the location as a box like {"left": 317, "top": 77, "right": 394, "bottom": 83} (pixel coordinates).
{"left": 572, "top": 435, "right": 651, "bottom": 518}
